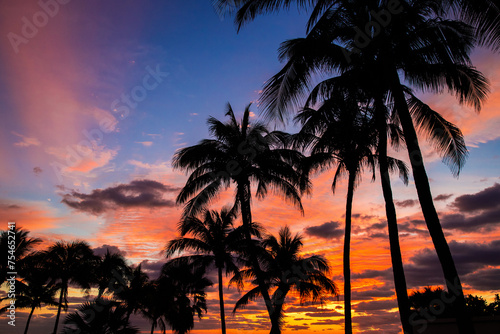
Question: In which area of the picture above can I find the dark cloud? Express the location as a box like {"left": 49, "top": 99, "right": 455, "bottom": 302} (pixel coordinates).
{"left": 434, "top": 194, "right": 453, "bottom": 201}
{"left": 61, "top": 179, "right": 179, "bottom": 215}
{"left": 92, "top": 244, "right": 127, "bottom": 257}
{"left": 305, "top": 311, "right": 342, "bottom": 317}
{"left": 395, "top": 199, "right": 419, "bottom": 208}
{"left": 452, "top": 183, "right": 500, "bottom": 212}
{"left": 463, "top": 268, "right": 500, "bottom": 291}
{"left": 353, "top": 299, "right": 398, "bottom": 312}
{"left": 1, "top": 204, "right": 21, "bottom": 210}
{"left": 304, "top": 221, "right": 344, "bottom": 239}
{"left": 136, "top": 259, "right": 165, "bottom": 280}
{"left": 441, "top": 208, "right": 500, "bottom": 232}
{"left": 352, "top": 268, "right": 393, "bottom": 280}
{"left": 33, "top": 167, "right": 42, "bottom": 175}
{"left": 285, "top": 324, "right": 310, "bottom": 330}
{"left": 353, "top": 284, "right": 395, "bottom": 299}
{"left": 404, "top": 240, "right": 500, "bottom": 289}
{"left": 397, "top": 222, "right": 429, "bottom": 236}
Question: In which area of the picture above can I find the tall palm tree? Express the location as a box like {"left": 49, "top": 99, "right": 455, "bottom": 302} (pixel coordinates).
{"left": 0, "top": 228, "right": 41, "bottom": 285}
{"left": 231, "top": 226, "right": 337, "bottom": 334}
{"left": 165, "top": 207, "right": 246, "bottom": 334}
{"left": 294, "top": 96, "right": 379, "bottom": 333}
{"left": 63, "top": 298, "right": 139, "bottom": 334}
{"left": 172, "top": 103, "right": 310, "bottom": 331}
{"left": 215, "top": 2, "right": 489, "bottom": 332}
{"left": 43, "top": 241, "right": 98, "bottom": 334}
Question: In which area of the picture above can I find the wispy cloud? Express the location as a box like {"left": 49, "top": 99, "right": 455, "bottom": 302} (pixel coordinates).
{"left": 12, "top": 131, "right": 41, "bottom": 147}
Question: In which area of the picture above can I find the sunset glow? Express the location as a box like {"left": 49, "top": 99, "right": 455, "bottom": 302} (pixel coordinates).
{"left": 1, "top": 1, "right": 499, "bottom": 333}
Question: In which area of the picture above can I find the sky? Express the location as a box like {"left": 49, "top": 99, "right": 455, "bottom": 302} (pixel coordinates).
{"left": 0, "top": 1, "right": 499, "bottom": 333}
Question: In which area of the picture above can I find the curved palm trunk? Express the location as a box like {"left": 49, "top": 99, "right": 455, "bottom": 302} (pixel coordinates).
{"left": 376, "top": 111, "right": 412, "bottom": 333}
{"left": 150, "top": 321, "right": 155, "bottom": 334}
{"left": 391, "top": 71, "right": 474, "bottom": 333}
{"left": 343, "top": 172, "right": 355, "bottom": 334}
{"left": 269, "top": 286, "right": 290, "bottom": 334}
{"left": 237, "top": 180, "right": 278, "bottom": 332}
{"left": 52, "top": 285, "right": 65, "bottom": 334}
{"left": 218, "top": 266, "right": 227, "bottom": 334}
{"left": 24, "top": 305, "right": 36, "bottom": 334}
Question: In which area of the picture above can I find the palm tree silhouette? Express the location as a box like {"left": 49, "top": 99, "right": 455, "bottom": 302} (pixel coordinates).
{"left": 294, "top": 96, "right": 378, "bottom": 333}
{"left": 215, "top": 2, "right": 489, "bottom": 332}
{"left": 172, "top": 103, "right": 309, "bottom": 331}
{"left": 94, "top": 249, "right": 131, "bottom": 299}
{"left": 43, "top": 240, "right": 98, "bottom": 334}
{"left": 0, "top": 228, "right": 41, "bottom": 285}
{"left": 161, "top": 259, "right": 212, "bottom": 334}
{"left": 231, "top": 226, "right": 337, "bottom": 334}
{"left": 166, "top": 207, "right": 249, "bottom": 334}
{"left": 63, "top": 298, "right": 139, "bottom": 334}
{"left": 0, "top": 252, "right": 59, "bottom": 334}
{"left": 115, "top": 264, "right": 149, "bottom": 323}
{"left": 140, "top": 279, "right": 169, "bottom": 334}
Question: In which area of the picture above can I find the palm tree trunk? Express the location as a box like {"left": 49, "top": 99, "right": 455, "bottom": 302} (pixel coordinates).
{"left": 376, "top": 110, "right": 412, "bottom": 333}
{"left": 218, "top": 266, "right": 227, "bottom": 334}
{"left": 343, "top": 171, "right": 355, "bottom": 334}
{"left": 237, "top": 180, "right": 277, "bottom": 331}
{"left": 391, "top": 71, "right": 474, "bottom": 334}
{"left": 24, "top": 305, "right": 35, "bottom": 334}
{"left": 269, "top": 286, "right": 290, "bottom": 334}
{"left": 150, "top": 321, "right": 155, "bottom": 334}
{"left": 52, "top": 286, "right": 65, "bottom": 334}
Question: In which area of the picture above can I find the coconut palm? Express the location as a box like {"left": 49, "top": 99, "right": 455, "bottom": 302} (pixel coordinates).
{"left": 172, "top": 103, "right": 310, "bottom": 331}
{"left": 62, "top": 298, "right": 139, "bottom": 334}
{"left": 165, "top": 207, "right": 249, "bottom": 334}
{"left": 0, "top": 228, "right": 42, "bottom": 285}
{"left": 0, "top": 253, "right": 59, "bottom": 334}
{"left": 231, "top": 226, "right": 337, "bottom": 334}
{"left": 115, "top": 265, "right": 149, "bottom": 323}
{"left": 160, "top": 259, "right": 212, "bottom": 334}
{"left": 94, "top": 249, "right": 131, "bottom": 299}
{"left": 43, "top": 241, "right": 98, "bottom": 334}
{"left": 294, "top": 95, "right": 380, "bottom": 333}
{"left": 140, "top": 279, "right": 169, "bottom": 334}
{"left": 213, "top": 0, "right": 500, "bottom": 51}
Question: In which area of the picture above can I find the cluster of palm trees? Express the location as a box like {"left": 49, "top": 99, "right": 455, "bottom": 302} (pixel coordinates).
{"left": 0, "top": 229, "right": 213, "bottom": 334}
{"left": 0, "top": 220, "right": 337, "bottom": 334}
{"left": 174, "top": 0, "right": 498, "bottom": 333}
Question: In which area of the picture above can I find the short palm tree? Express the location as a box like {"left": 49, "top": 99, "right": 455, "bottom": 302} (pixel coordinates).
{"left": 160, "top": 259, "right": 212, "bottom": 334}
{"left": 172, "top": 103, "right": 310, "bottom": 331}
{"left": 63, "top": 298, "right": 139, "bottom": 334}
{"left": 165, "top": 207, "right": 247, "bottom": 334}
{"left": 94, "top": 249, "right": 131, "bottom": 299}
{"left": 0, "top": 228, "right": 41, "bottom": 285}
{"left": 115, "top": 265, "right": 149, "bottom": 322}
{"left": 231, "top": 226, "right": 337, "bottom": 334}
{"left": 43, "top": 241, "right": 98, "bottom": 334}
{"left": 0, "top": 253, "right": 59, "bottom": 334}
